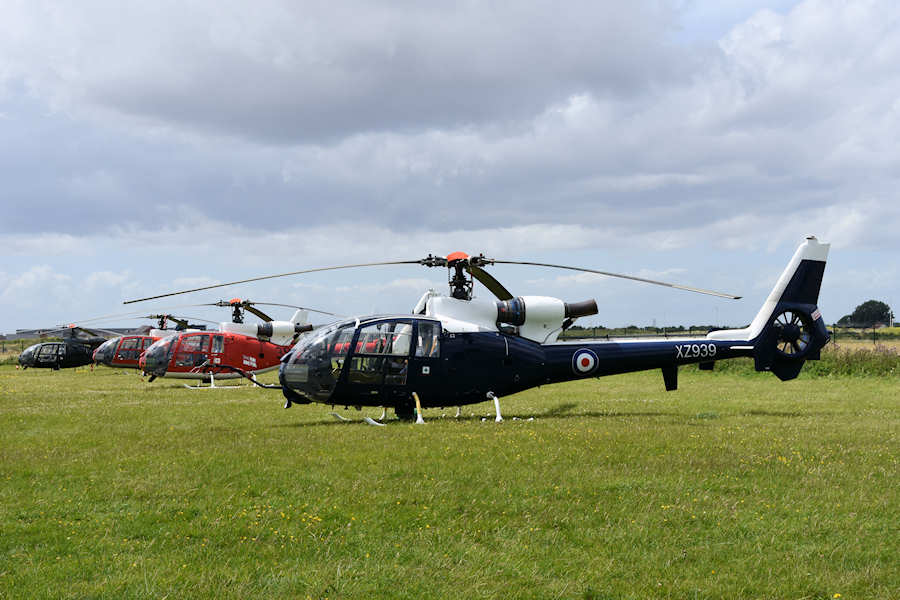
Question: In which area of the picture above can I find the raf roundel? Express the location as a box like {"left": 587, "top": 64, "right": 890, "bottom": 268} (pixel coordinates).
{"left": 572, "top": 349, "right": 598, "bottom": 375}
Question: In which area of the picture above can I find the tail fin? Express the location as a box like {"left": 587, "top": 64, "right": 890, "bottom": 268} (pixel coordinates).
{"left": 289, "top": 309, "right": 309, "bottom": 325}
{"left": 709, "top": 236, "right": 830, "bottom": 380}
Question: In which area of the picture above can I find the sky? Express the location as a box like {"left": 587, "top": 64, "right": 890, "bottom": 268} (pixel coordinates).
{"left": 1, "top": 0, "right": 898, "bottom": 333}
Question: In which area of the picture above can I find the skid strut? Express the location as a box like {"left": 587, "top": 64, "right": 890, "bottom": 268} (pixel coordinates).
{"left": 412, "top": 392, "right": 425, "bottom": 424}
{"left": 487, "top": 391, "right": 503, "bottom": 423}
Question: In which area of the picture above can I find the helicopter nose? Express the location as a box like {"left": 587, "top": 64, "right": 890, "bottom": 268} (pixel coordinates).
{"left": 93, "top": 344, "right": 113, "bottom": 366}
{"left": 18, "top": 351, "right": 33, "bottom": 368}
{"left": 278, "top": 342, "right": 339, "bottom": 405}
{"left": 140, "top": 345, "right": 169, "bottom": 377}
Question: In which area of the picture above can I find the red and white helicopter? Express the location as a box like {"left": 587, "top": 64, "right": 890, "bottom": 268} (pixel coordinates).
{"left": 138, "top": 299, "right": 337, "bottom": 388}
{"left": 92, "top": 313, "right": 217, "bottom": 370}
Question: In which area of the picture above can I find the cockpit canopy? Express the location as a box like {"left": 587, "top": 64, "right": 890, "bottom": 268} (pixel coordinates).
{"left": 93, "top": 338, "right": 119, "bottom": 364}
{"left": 141, "top": 333, "right": 180, "bottom": 376}
{"left": 141, "top": 332, "right": 228, "bottom": 376}
{"left": 18, "top": 342, "right": 67, "bottom": 367}
{"left": 280, "top": 317, "right": 442, "bottom": 403}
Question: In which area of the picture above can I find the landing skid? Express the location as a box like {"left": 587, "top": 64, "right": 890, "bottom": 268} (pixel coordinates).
{"left": 182, "top": 372, "right": 243, "bottom": 390}
{"left": 330, "top": 411, "right": 387, "bottom": 426}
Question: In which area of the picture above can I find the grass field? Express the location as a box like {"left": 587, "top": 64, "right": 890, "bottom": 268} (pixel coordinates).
{"left": 1, "top": 364, "right": 897, "bottom": 599}
{"left": 832, "top": 338, "right": 900, "bottom": 350}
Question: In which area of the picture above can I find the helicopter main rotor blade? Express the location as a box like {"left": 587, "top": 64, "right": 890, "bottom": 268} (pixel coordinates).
{"left": 467, "top": 265, "right": 514, "bottom": 301}
{"left": 145, "top": 314, "right": 222, "bottom": 326}
{"left": 67, "top": 304, "right": 215, "bottom": 325}
{"left": 250, "top": 302, "right": 344, "bottom": 317}
{"left": 244, "top": 305, "right": 274, "bottom": 323}
{"left": 123, "top": 260, "right": 423, "bottom": 304}
{"left": 491, "top": 260, "right": 742, "bottom": 300}
{"left": 200, "top": 300, "right": 343, "bottom": 318}
{"left": 66, "top": 309, "right": 162, "bottom": 325}
{"left": 48, "top": 325, "right": 119, "bottom": 339}
{"left": 79, "top": 326, "right": 124, "bottom": 338}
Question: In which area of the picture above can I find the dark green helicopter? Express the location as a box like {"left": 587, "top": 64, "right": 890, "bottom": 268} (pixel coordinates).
{"left": 17, "top": 325, "right": 112, "bottom": 370}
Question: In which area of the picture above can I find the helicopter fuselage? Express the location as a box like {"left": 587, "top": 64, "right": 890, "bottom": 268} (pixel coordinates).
{"left": 140, "top": 330, "right": 293, "bottom": 380}
{"left": 279, "top": 237, "right": 831, "bottom": 417}
{"left": 278, "top": 316, "right": 767, "bottom": 412}
{"left": 18, "top": 340, "right": 98, "bottom": 370}
{"left": 93, "top": 335, "right": 160, "bottom": 369}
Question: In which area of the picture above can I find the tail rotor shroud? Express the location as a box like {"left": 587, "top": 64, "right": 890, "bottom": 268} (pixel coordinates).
{"left": 772, "top": 309, "right": 813, "bottom": 358}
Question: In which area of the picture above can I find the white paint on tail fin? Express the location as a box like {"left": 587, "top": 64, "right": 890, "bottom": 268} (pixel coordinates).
{"left": 707, "top": 237, "right": 829, "bottom": 342}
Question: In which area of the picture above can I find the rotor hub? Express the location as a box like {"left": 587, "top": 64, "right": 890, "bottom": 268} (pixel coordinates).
{"left": 778, "top": 322, "right": 802, "bottom": 343}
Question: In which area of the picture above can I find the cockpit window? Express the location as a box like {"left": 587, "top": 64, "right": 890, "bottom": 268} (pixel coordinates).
{"left": 117, "top": 337, "right": 142, "bottom": 361}
{"left": 175, "top": 333, "right": 211, "bottom": 367}
{"left": 415, "top": 321, "right": 441, "bottom": 357}
{"left": 354, "top": 321, "right": 413, "bottom": 356}
{"left": 180, "top": 334, "right": 210, "bottom": 352}
{"left": 38, "top": 344, "right": 63, "bottom": 359}
{"left": 156, "top": 334, "right": 178, "bottom": 354}
{"left": 282, "top": 320, "right": 356, "bottom": 402}
{"left": 97, "top": 339, "right": 116, "bottom": 353}
{"left": 348, "top": 321, "right": 413, "bottom": 385}
{"left": 142, "top": 334, "right": 179, "bottom": 375}
{"left": 328, "top": 327, "right": 354, "bottom": 357}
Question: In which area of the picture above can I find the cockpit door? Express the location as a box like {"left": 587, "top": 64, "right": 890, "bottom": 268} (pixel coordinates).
{"left": 37, "top": 343, "right": 62, "bottom": 366}
{"left": 407, "top": 320, "right": 443, "bottom": 405}
{"left": 209, "top": 334, "right": 225, "bottom": 367}
{"left": 345, "top": 320, "right": 413, "bottom": 404}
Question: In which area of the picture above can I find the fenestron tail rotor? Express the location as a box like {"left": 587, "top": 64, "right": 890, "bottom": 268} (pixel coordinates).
{"left": 772, "top": 310, "right": 813, "bottom": 358}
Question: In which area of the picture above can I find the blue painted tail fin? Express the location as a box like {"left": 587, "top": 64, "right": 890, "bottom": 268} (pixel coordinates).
{"left": 708, "top": 236, "right": 830, "bottom": 380}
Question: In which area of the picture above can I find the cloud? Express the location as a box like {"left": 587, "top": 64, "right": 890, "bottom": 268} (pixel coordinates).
{"left": 0, "top": 266, "right": 74, "bottom": 325}
{"left": 0, "top": 1, "right": 688, "bottom": 143}
{"left": 83, "top": 269, "right": 133, "bottom": 290}
{"left": 2, "top": 233, "right": 93, "bottom": 256}
{"left": 1, "top": 1, "right": 899, "bottom": 329}
{"left": 2, "top": 1, "right": 898, "bottom": 250}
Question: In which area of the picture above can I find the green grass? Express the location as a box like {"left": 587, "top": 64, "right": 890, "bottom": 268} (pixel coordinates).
{"left": 0, "top": 338, "right": 42, "bottom": 366}
{"left": 714, "top": 342, "right": 898, "bottom": 377}
{"left": 1, "top": 365, "right": 897, "bottom": 599}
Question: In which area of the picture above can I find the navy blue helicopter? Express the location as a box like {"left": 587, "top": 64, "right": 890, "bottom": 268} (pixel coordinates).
{"left": 17, "top": 325, "right": 111, "bottom": 370}
{"left": 125, "top": 237, "right": 830, "bottom": 421}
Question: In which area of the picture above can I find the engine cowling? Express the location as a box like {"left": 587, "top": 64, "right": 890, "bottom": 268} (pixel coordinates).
{"left": 220, "top": 321, "right": 313, "bottom": 347}
{"left": 496, "top": 296, "right": 597, "bottom": 343}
